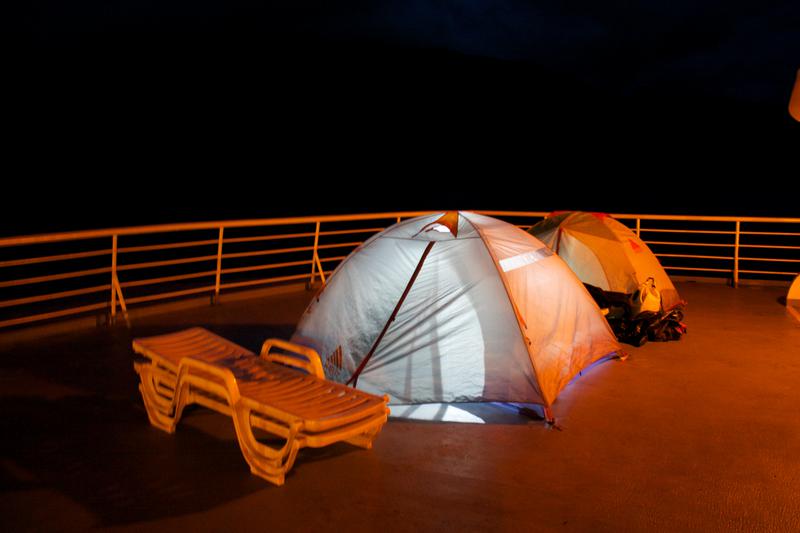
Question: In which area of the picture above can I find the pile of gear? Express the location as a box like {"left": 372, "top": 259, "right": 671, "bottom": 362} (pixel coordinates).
{"left": 584, "top": 278, "right": 687, "bottom": 347}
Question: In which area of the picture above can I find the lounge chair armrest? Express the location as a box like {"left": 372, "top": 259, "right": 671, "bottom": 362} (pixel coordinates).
{"left": 260, "top": 339, "right": 325, "bottom": 379}
{"left": 177, "top": 357, "right": 241, "bottom": 404}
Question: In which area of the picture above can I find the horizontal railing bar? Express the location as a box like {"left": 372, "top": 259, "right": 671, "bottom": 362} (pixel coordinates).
{"left": 738, "top": 244, "right": 800, "bottom": 250}
{"left": 221, "top": 272, "right": 332, "bottom": 290}
{"left": 483, "top": 211, "right": 800, "bottom": 224}
{"left": 319, "top": 242, "right": 362, "bottom": 250}
{"left": 224, "top": 232, "right": 316, "bottom": 244}
{"left": 125, "top": 286, "right": 214, "bottom": 305}
{"left": 0, "top": 302, "right": 108, "bottom": 329}
{"left": 476, "top": 211, "right": 549, "bottom": 218}
{"left": 320, "top": 227, "right": 386, "bottom": 237}
{"left": 223, "top": 246, "right": 313, "bottom": 259}
{"left": 118, "top": 239, "right": 218, "bottom": 253}
{"left": 663, "top": 266, "right": 732, "bottom": 273}
{"left": 116, "top": 255, "right": 218, "bottom": 271}
{"left": 654, "top": 253, "right": 734, "bottom": 260}
{"left": 0, "top": 212, "right": 438, "bottom": 247}
{"left": 224, "top": 227, "right": 385, "bottom": 245}
{"left": 610, "top": 214, "right": 800, "bottom": 224}
{"left": 0, "top": 284, "right": 110, "bottom": 308}
{"left": 738, "top": 257, "right": 800, "bottom": 263}
{"left": 644, "top": 241, "right": 734, "bottom": 248}
{"left": 738, "top": 270, "right": 798, "bottom": 276}
{"left": 119, "top": 271, "right": 217, "bottom": 288}
{"left": 0, "top": 248, "right": 111, "bottom": 268}
{"left": 640, "top": 228, "right": 736, "bottom": 235}
{"left": 223, "top": 259, "right": 313, "bottom": 275}
{"left": 222, "top": 242, "right": 362, "bottom": 261}
{"left": 740, "top": 231, "right": 800, "bottom": 237}
{"left": 0, "top": 267, "right": 111, "bottom": 288}
{"left": 221, "top": 254, "right": 348, "bottom": 276}
{"left": 3, "top": 212, "right": 799, "bottom": 248}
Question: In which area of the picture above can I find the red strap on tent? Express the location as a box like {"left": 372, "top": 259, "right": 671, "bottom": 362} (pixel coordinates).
{"left": 347, "top": 241, "right": 436, "bottom": 387}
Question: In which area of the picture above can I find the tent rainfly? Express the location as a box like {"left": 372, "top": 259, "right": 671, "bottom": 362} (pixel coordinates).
{"left": 529, "top": 212, "right": 682, "bottom": 311}
{"left": 291, "top": 211, "right": 620, "bottom": 421}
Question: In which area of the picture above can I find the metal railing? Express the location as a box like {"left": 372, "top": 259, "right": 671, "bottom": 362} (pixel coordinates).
{"left": 0, "top": 211, "right": 797, "bottom": 329}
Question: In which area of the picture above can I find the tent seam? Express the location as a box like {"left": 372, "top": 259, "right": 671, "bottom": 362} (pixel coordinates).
{"left": 461, "top": 213, "right": 547, "bottom": 406}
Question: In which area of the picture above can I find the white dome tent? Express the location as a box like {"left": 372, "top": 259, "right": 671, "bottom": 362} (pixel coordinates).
{"left": 291, "top": 211, "right": 620, "bottom": 422}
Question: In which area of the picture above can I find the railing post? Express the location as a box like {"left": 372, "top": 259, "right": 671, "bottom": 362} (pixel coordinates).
{"left": 109, "top": 235, "right": 129, "bottom": 326}
{"left": 309, "top": 221, "right": 321, "bottom": 287}
{"left": 110, "top": 235, "right": 118, "bottom": 321}
{"left": 213, "top": 226, "right": 224, "bottom": 304}
{"left": 636, "top": 218, "right": 641, "bottom": 238}
{"left": 315, "top": 252, "right": 327, "bottom": 285}
{"left": 733, "top": 220, "right": 741, "bottom": 287}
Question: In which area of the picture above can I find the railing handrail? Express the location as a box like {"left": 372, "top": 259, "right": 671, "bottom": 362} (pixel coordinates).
{"left": 477, "top": 211, "right": 800, "bottom": 224}
{"left": 0, "top": 212, "right": 438, "bottom": 247}
{"left": 614, "top": 214, "right": 800, "bottom": 223}
{"left": 4, "top": 211, "right": 799, "bottom": 248}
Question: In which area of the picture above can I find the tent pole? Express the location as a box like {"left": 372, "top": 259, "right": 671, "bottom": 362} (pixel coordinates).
{"left": 347, "top": 241, "right": 436, "bottom": 387}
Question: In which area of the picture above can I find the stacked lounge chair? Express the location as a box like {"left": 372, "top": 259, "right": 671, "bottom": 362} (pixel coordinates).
{"left": 132, "top": 327, "right": 389, "bottom": 486}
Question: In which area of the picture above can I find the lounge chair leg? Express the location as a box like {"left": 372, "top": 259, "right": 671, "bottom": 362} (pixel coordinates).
{"left": 345, "top": 435, "right": 373, "bottom": 449}
{"left": 231, "top": 408, "right": 304, "bottom": 486}
{"left": 138, "top": 384, "right": 179, "bottom": 433}
{"left": 135, "top": 364, "right": 180, "bottom": 433}
{"left": 250, "top": 467, "right": 285, "bottom": 487}
{"left": 170, "top": 379, "right": 196, "bottom": 431}
{"left": 346, "top": 409, "right": 389, "bottom": 449}
{"left": 346, "top": 407, "right": 389, "bottom": 449}
{"left": 346, "top": 426, "right": 380, "bottom": 449}
{"left": 137, "top": 367, "right": 177, "bottom": 413}
{"left": 247, "top": 439, "right": 302, "bottom": 487}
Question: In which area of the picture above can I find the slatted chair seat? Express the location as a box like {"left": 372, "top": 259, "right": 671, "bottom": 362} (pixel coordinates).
{"left": 132, "top": 327, "right": 389, "bottom": 486}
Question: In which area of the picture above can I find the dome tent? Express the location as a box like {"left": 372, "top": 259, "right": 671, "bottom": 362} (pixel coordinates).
{"left": 291, "top": 211, "right": 620, "bottom": 420}
{"left": 528, "top": 212, "right": 682, "bottom": 311}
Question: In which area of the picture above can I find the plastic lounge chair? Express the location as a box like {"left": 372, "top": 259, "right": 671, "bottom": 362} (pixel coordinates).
{"left": 132, "top": 327, "right": 390, "bottom": 486}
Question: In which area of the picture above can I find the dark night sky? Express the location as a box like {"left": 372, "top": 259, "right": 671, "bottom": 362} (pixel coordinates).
{"left": 4, "top": 0, "right": 798, "bottom": 235}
